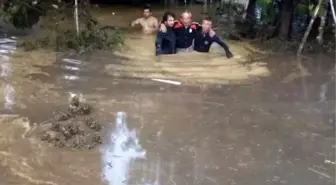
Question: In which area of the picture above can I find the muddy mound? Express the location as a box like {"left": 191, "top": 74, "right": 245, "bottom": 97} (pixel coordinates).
{"left": 37, "top": 95, "right": 102, "bottom": 150}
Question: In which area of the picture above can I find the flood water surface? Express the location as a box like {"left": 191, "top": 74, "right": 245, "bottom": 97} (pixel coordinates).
{"left": 0, "top": 5, "right": 335, "bottom": 185}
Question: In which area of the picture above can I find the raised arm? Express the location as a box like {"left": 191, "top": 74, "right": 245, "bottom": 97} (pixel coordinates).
{"left": 212, "top": 35, "right": 233, "bottom": 58}
{"left": 153, "top": 18, "right": 159, "bottom": 31}
{"left": 131, "top": 18, "right": 141, "bottom": 27}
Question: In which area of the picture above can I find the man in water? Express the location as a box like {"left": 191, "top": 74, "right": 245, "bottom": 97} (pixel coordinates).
{"left": 160, "top": 11, "right": 200, "bottom": 52}
{"left": 131, "top": 4, "right": 159, "bottom": 34}
{"left": 194, "top": 17, "right": 233, "bottom": 58}
{"left": 160, "top": 11, "right": 216, "bottom": 53}
{"left": 172, "top": 11, "right": 198, "bottom": 52}
{"left": 155, "top": 12, "right": 176, "bottom": 56}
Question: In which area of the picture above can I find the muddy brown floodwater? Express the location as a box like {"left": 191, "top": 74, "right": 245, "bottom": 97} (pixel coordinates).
{"left": 0, "top": 5, "right": 335, "bottom": 185}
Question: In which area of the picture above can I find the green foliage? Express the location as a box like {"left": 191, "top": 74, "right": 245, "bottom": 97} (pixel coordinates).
{"left": 19, "top": 23, "right": 124, "bottom": 51}
{"left": 255, "top": 0, "right": 279, "bottom": 25}
{"left": 2, "top": 0, "right": 54, "bottom": 29}
{"left": 297, "top": 4, "right": 309, "bottom": 16}
{"left": 308, "top": 4, "right": 327, "bottom": 17}
{"left": 15, "top": 0, "right": 124, "bottom": 52}
{"left": 256, "top": 0, "right": 273, "bottom": 8}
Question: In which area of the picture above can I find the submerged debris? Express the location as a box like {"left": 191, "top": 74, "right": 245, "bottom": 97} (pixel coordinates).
{"left": 37, "top": 95, "right": 102, "bottom": 150}
{"left": 85, "top": 117, "right": 101, "bottom": 131}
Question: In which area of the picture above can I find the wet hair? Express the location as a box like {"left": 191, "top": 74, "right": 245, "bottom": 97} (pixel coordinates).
{"left": 144, "top": 4, "right": 152, "bottom": 12}
{"left": 162, "top": 12, "right": 175, "bottom": 22}
{"left": 202, "top": 16, "right": 212, "bottom": 22}
{"left": 181, "top": 10, "right": 192, "bottom": 18}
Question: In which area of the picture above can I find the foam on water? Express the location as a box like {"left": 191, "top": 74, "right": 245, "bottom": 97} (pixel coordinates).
{"left": 102, "top": 112, "right": 151, "bottom": 185}
{"left": 1, "top": 62, "right": 12, "bottom": 77}
{"left": 4, "top": 84, "right": 15, "bottom": 109}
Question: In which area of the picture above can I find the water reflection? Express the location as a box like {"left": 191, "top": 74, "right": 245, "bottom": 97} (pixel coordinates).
{"left": 59, "top": 58, "right": 83, "bottom": 82}
{"left": 0, "top": 36, "right": 17, "bottom": 110}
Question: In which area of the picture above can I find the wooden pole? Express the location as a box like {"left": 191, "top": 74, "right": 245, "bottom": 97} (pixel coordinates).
{"left": 330, "top": 0, "right": 336, "bottom": 24}
{"left": 74, "top": 0, "right": 79, "bottom": 36}
{"left": 203, "top": 0, "right": 208, "bottom": 14}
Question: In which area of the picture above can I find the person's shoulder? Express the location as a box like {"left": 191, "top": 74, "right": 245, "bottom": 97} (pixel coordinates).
{"left": 150, "top": 16, "right": 158, "bottom": 21}
{"left": 173, "top": 22, "right": 183, "bottom": 28}
{"left": 136, "top": 17, "right": 145, "bottom": 22}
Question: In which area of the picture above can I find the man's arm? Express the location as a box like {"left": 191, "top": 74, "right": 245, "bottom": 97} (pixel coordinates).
{"left": 131, "top": 18, "right": 141, "bottom": 27}
{"left": 155, "top": 32, "right": 164, "bottom": 56}
{"left": 192, "top": 22, "right": 202, "bottom": 31}
{"left": 159, "top": 21, "right": 179, "bottom": 32}
{"left": 152, "top": 18, "right": 159, "bottom": 30}
{"left": 212, "top": 35, "right": 233, "bottom": 58}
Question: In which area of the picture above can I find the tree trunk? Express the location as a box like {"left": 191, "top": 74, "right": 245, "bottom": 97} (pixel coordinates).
{"left": 278, "top": 0, "right": 294, "bottom": 40}
{"left": 297, "top": 0, "right": 323, "bottom": 57}
{"left": 246, "top": 0, "right": 257, "bottom": 23}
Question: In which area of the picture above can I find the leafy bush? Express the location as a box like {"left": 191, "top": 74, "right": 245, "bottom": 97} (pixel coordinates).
{"left": 2, "top": 0, "right": 51, "bottom": 29}
{"left": 17, "top": 1, "right": 124, "bottom": 52}
{"left": 19, "top": 23, "right": 124, "bottom": 51}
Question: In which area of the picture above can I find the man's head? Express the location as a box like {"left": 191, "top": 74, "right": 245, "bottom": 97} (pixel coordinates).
{"left": 180, "top": 11, "right": 192, "bottom": 26}
{"left": 143, "top": 4, "right": 152, "bottom": 18}
{"left": 162, "top": 12, "right": 175, "bottom": 27}
{"left": 201, "top": 16, "right": 213, "bottom": 33}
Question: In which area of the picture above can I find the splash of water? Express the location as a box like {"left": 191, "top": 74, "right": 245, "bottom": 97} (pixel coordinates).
{"left": 68, "top": 92, "right": 85, "bottom": 102}
{"left": 4, "top": 84, "right": 15, "bottom": 110}
{"left": 102, "top": 112, "right": 147, "bottom": 185}
{"left": 0, "top": 37, "right": 17, "bottom": 110}
{"left": 1, "top": 62, "right": 12, "bottom": 77}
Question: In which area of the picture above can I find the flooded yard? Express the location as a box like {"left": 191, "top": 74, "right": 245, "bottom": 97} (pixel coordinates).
{"left": 0, "top": 4, "right": 335, "bottom": 185}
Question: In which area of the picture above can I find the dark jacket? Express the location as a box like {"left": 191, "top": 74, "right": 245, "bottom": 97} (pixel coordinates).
{"left": 194, "top": 31, "right": 233, "bottom": 58}
{"left": 155, "top": 27, "right": 176, "bottom": 56}
{"left": 172, "top": 21, "right": 200, "bottom": 49}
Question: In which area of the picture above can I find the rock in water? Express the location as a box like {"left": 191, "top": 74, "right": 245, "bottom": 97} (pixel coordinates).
{"left": 37, "top": 94, "right": 101, "bottom": 150}
{"left": 79, "top": 103, "right": 91, "bottom": 115}
{"left": 85, "top": 117, "right": 101, "bottom": 131}
{"left": 70, "top": 95, "right": 80, "bottom": 107}
{"left": 53, "top": 110, "right": 72, "bottom": 121}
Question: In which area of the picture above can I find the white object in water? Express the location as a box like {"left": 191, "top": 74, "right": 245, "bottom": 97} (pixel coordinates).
{"left": 112, "top": 12, "right": 115, "bottom": 15}
{"left": 62, "top": 58, "right": 83, "bottom": 65}
{"left": 151, "top": 78, "right": 181, "bottom": 85}
{"left": 325, "top": 160, "right": 336, "bottom": 165}
{"left": 62, "top": 75, "right": 79, "bottom": 81}
{"left": 61, "top": 65, "right": 80, "bottom": 71}
{"left": 102, "top": 112, "right": 147, "bottom": 185}
{"left": 68, "top": 92, "right": 85, "bottom": 102}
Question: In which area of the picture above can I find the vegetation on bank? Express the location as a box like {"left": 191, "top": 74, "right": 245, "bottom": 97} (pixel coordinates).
{"left": 1, "top": 0, "right": 124, "bottom": 51}
{"left": 214, "top": 0, "right": 335, "bottom": 54}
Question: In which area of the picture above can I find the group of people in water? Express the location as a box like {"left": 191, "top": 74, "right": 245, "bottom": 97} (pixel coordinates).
{"left": 130, "top": 5, "right": 233, "bottom": 58}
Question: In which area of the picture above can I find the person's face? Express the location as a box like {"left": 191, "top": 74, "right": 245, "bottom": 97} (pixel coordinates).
{"left": 143, "top": 9, "right": 151, "bottom": 18}
{"left": 180, "top": 13, "right": 192, "bottom": 26}
{"left": 201, "top": 20, "right": 212, "bottom": 33}
{"left": 165, "top": 15, "right": 175, "bottom": 27}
